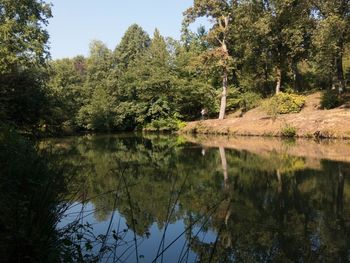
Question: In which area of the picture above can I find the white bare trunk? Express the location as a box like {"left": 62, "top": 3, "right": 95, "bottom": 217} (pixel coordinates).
{"left": 219, "top": 40, "right": 229, "bottom": 120}
{"left": 219, "top": 71, "right": 228, "bottom": 120}
{"left": 276, "top": 67, "right": 282, "bottom": 94}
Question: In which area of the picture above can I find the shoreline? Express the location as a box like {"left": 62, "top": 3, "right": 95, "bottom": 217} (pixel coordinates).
{"left": 180, "top": 93, "right": 350, "bottom": 140}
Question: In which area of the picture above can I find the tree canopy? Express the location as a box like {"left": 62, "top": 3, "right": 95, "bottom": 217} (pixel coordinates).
{"left": 0, "top": 0, "right": 52, "bottom": 130}
{"left": 1, "top": 0, "right": 350, "bottom": 133}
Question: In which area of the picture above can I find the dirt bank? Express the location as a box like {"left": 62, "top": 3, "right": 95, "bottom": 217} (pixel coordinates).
{"left": 181, "top": 93, "right": 350, "bottom": 139}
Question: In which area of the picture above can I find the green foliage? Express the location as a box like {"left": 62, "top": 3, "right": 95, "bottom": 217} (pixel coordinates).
{"left": 232, "top": 0, "right": 314, "bottom": 93}
{"left": 0, "top": 68, "right": 50, "bottom": 130}
{"left": 0, "top": 0, "right": 52, "bottom": 131}
{"left": 144, "top": 117, "right": 186, "bottom": 132}
{"left": 312, "top": 1, "right": 350, "bottom": 89}
{"left": 281, "top": 124, "right": 297, "bottom": 137}
{"left": 0, "top": 0, "right": 52, "bottom": 74}
{"left": 46, "top": 56, "right": 86, "bottom": 132}
{"left": 225, "top": 88, "right": 241, "bottom": 111}
{"left": 45, "top": 27, "right": 216, "bottom": 132}
{"left": 320, "top": 90, "right": 341, "bottom": 109}
{"left": 263, "top": 93, "right": 306, "bottom": 116}
{"left": 172, "top": 33, "right": 217, "bottom": 119}
{"left": 183, "top": 0, "right": 234, "bottom": 119}
{"left": 76, "top": 86, "right": 116, "bottom": 131}
{"left": 114, "top": 24, "right": 151, "bottom": 69}
{"left": 4, "top": 0, "right": 350, "bottom": 135}
{"left": 226, "top": 90, "right": 261, "bottom": 113}
{"left": 239, "top": 92, "right": 262, "bottom": 112}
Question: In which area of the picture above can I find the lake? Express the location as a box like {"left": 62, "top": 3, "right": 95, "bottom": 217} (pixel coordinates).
{"left": 42, "top": 134, "right": 350, "bottom": 262}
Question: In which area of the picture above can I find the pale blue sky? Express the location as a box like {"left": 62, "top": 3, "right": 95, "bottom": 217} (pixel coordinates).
{"left": 47, "top": 0, "right": 208, "bottom": 59}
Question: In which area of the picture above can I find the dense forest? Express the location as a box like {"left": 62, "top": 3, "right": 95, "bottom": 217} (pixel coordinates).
{"left": 1, "top": 0, "right": 350, "bottom": 134}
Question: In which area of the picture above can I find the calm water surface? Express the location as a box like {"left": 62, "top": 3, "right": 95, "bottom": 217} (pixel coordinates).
{"left": 45, "top": 134, "right": 350, "bottom": 262}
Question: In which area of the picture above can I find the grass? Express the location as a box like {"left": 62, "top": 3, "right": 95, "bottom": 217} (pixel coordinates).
{"left": 281, "top": 124, "right": 297, "bottom": 137}
{"left": 0, "top": 126, "right": 69, "bottom": 262}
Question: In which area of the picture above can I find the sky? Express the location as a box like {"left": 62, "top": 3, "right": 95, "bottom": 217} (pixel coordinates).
{"left": 47, "top": 0, "right": 208, "bottom": 59}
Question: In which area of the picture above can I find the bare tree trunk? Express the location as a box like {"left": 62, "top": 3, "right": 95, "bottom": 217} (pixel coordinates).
{"left": 219, "top": 146, "right": 228, "bottom": 189}
{"left": 264, "top": 56, "right": 269, "bottom": 90}
{"left": 219, "top": 40, "right": 229, "bottom": 120}
{"left": 219, "top": 72, "right": 228, "bottom": 120}
{"left": 275, "top": 67, "right": 282, "bottom": 94}
{"left": 292, "top": 61, "right": 301, "bottom": 92}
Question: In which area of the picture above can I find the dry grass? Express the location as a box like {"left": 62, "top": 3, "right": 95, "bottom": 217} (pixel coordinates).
{"left": 181, "top": 92, "right": 350, "bottom": 139}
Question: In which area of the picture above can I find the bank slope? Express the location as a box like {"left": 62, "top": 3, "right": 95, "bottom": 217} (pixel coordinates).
{"left": 181, "top": 93, "right": 350, "bottom": 139}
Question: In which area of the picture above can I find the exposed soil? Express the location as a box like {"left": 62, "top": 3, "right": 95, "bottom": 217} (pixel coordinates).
{"left": 181, "top": 92, "right": 350, "bottom": 139}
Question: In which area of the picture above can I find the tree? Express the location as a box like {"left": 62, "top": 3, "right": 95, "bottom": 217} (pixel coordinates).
{"left": 183, "top": 0, "right": 235, "bottom": 120}
{"left": 47, "top": 56, "right": 86, "bottom": 131}
{"left": 0, "top": 0, "right": 52, "bottom": 129}
{"left": 174, "top": 28, "right": 217, "bottom": 119}
{"left": 0, "top": 0, "right": 51, "bottom": 73}
{"left": 312, "top": 0, "right": 350, "bottom": 91}
{"left": 123, "top": 29, "right": 179, "bottom": 126}
{"left": 114, "top": 24, "right": 150, "bottom": 69}
{"left": 253, "top": 0, "right": 313, "bottom": 94}
{"left": 86, "top": 40, "right": 113, "bottom": 85}
{"left": 76, "top": 41, "right": 117, "bottom": 131}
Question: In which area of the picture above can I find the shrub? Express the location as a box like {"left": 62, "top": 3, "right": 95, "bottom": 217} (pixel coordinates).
{"left": 239, "top": 92, "right": 262, "bottom": 112}
{"left": 281, "top": 124, "right": 297, "bottom": 137}
{"left": 320, "top": 90, "right": 341, "bottom": 109}
{"left": 226, "top": 88, "right": 242, "bottom": 111}
{"left": 144, "top": 117, "right": 186, "bottom": 132}
{"left": 226, "top": 90, "right": 261, "bottom": 113}
{"left": 263, "top": 93, "right": 306, "bottom": 116}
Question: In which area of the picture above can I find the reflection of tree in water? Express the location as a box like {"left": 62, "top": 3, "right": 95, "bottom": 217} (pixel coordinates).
{"left": 187, "top": 150, "right": 350, "bottom": 262}
{"left": 46, "top": 134, "right": 350, "bottom": 261}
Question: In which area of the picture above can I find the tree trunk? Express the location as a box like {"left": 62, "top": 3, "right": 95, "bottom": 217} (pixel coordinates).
{"left": 219, "top": 41, "right": 229, "bottom": 120}
{"left": 219, "top": 71, "right": 228, "bottom": 120}
{"left": 336, "top": 52, "right": 345, "bottom": 92}
{"left": 264, "top": 57, "right": 269, "bottom": 90}
{"left": 292, "top": 62, "right": 301, "bottom": 92}
{"left": 275, "top": 67, "right": 282, "bottom": 94}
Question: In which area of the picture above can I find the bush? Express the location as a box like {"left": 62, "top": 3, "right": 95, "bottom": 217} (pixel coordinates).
{"left": 239, "top": 92, "right": 261, "bottom": 112}
{"left": 320, "top": 90, "right": 341, "bottom": 109}
{"left": 281, "top": 124, "right": 297, "bottom": 137}
{"left": 144, "top": 117, "right": 186, "bottom": 132}
{"left": 226, "top": 88, "right": 242, "bottom": 111}
{"left": 263, "top": 93, "right": 306, "bottom": 116}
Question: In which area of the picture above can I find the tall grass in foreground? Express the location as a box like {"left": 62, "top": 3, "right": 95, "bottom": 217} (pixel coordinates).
{"left": 0, "top": 126, "right": 71, "bottom": 262}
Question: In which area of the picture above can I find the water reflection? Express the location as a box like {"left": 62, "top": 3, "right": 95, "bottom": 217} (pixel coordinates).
{"left": 42, "top": 134, "right": 350, "bottom": 262}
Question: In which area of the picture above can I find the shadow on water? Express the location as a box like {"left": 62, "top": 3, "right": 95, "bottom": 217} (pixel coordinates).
{"left": 1, "top": 131, "right": 350, "bottom": 262}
